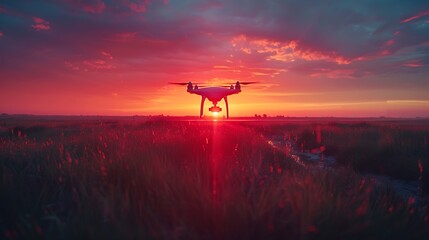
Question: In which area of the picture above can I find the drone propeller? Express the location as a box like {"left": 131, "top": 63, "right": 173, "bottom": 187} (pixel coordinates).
{"left": 168, "top": 82, "right": 204, "bottom": 86}
{"left": 239, "top": 81, "right": 259, "bottom": 85}
{"left": 168, "top": 82, "right": 189, "bottom": 86}
{"left": 168, "top": 82, "right": 188, "bottom": 86}
{"left": 219, "top": 81, "right": 260, "bottom": 87}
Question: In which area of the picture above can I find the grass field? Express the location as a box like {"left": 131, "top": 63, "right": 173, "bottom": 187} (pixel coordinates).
{"left": 1, "top": 116, "right": 428, "bottom": 239}
{"left": 240, "top": 119, "right": 429, "bottom": 193}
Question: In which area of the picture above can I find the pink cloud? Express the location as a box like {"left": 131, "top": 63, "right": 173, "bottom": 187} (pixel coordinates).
{"left": 231, "top": 34, "right": 352, "bottom": 65}
{"left": 402, "top": 61, "right": 423, "bottom": 68}
{"left": 32, "top": 17, "right": 51, "bottom": 31}
{"left": 401, "top": 10, "right": 429, "bottom": 23}
{"left": 124, "top": 0, "right": 150, "bottom": 13}
{"left": 84, "top": 59, "right": 115, "bottom": 70}
{"left": 101, "top": 51, "right": 113, "bottom": 59}
{"left": 83, "top": 3, "right": 105, "bottom": 13}
{"left": 65, "top": 0, "right": 106, "bottom": 14}
{"left": 0, "top": 31, "right": 3, "bottom": 37}
{"left": 0, "top": 6, "right": 6, "bottom": 13}
{"left": 64, "top": 61, "right": 80, "bottom": 70}
{"left": 107, "top": 32, "right": 137, "bottom": 42}
{"left": 33, "top": 17, "right": 46, "bottom": 24}
{"left": 383, "top": 39, "right": 395, "bottom": 47}
{"left": 309, "top": 68, "right": 356, "bottom": 79}
{"left": 212, "top": 64, "right": 286, "bottom": 78}
{"left": 65, "top": 52, "right": 116, "bottom": 71}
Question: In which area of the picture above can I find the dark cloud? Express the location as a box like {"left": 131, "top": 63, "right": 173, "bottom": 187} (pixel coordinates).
{"left": 32, "top": 17, "right": 51, "bottom": 31}
{"left": 62, "top": 0, "right": 106, "bottom": 14}
{"left": 1, "top": 0, "right": 429, "bottom": 116}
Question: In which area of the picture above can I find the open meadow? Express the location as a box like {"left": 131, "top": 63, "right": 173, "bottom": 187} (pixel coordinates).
{"left": 1, "top": 116, "right": 429, "bottom": 239}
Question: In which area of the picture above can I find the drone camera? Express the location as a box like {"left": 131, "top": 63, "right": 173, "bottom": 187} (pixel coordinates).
{"left": 187, "top": 82, "right": 193, "bottom": 91}
{"left": 209, "top": 106, "right": 222, "bottom": 113}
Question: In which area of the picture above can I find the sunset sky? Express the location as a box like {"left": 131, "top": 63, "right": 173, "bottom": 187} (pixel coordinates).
{"left": 1, "top": 0, "right": 429, "bottom": 117}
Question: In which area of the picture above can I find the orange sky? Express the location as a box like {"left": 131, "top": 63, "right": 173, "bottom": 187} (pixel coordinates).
{"left": 1, "top": 1, "right": 429, "bottom": 117}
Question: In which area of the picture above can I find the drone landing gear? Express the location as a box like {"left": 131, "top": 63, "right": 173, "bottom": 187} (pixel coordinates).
{"left": 224, "top": 97, "right": 229, "bottom": 119}
{"left": 200, "top": 96, "right": 206, "bottom": 118}
{"left": 200, "top": 96, "right": 230, "bottom": 119}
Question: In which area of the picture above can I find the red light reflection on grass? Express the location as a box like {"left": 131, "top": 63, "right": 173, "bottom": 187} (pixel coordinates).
{"left": 210, "top": 121, "right": 219, "bottom": 202}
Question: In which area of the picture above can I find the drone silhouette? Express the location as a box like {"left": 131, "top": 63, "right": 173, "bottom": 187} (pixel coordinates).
{"left": 169, "top": 81, "right": 257, "bottom": 118}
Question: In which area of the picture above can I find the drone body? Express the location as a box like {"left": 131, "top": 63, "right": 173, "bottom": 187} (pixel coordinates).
{"left": 187, "top": 82, "right": 241, "bottom": 118}
{"left": 170, "top": 81, "right": 256, "bottom": 118}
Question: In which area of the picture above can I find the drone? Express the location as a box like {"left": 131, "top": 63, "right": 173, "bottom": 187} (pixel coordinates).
{"left": 169, "top": 81, "right": 257, "bottom": 118}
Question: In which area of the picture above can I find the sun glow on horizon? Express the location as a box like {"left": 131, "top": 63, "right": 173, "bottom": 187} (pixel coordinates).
{"left": 1, "top": 1, "right": 429, "bottom": 117}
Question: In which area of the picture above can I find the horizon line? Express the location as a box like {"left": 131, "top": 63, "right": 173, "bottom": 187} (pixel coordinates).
{"left": 1, "top": 113, "right": 429, "bottom": 120}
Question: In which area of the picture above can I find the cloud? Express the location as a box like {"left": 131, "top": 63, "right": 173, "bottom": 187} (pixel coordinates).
{"left": 123, "top": 0, "right": 151, "bottom": 13}
{"left": 107, "top": 32, "right": 137, "bottom": 42}
{"left": 61, "top": 0, "right": 168, "bottom": 15}
{"left": 2, "top": 2, "right": 429, "bottom": 83}
{"left": 65, "top": 51, "right": 116, "bottom": 71}
{"left": 215, "top": 1, "right": 429, "bottom": 62}
{"left": 13, "top": 0, "right": 425, "bottom": 75}
{"left": 401, "top": 10, "right": 429, "bottom": 23}
{"left": 0, "top": 31, "right": 3, "bottom": 37}
{"left": 64, "top": 0, "right": 106, "bottom": 14}
{"left": 231, "top": 35, "right": 352, "bottom": 65}
{"left": 32, "top": 17, "right": 51, "bottom": 31}
{"left": 64, "top": 61, "right": 80, "bottom": 70}
{"left": 101, "top": 51, "right": 113, "bottom": 59}
{"left": 402, "top": 61, "right": 424, "bottom": 68}
{"left": 309, "top": 69, "right": 357, "bottom": 79}
{"left": 83, "top": 59, "right": 115, "bottom": 69}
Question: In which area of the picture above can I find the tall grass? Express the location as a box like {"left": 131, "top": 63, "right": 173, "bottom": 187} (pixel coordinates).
{"left": 241, "top": 120, "right": 429, "bottom": 194}
{"left": 0, "top": 119, "right": 428, "bottom": 239}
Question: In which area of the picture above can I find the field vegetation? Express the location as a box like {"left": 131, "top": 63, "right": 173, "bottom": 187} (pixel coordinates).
{"left": 242, "top": 119, "right": 429, "bottom": 193}
{"left": 1, "top": 117, "right": 428, "bottom": 239}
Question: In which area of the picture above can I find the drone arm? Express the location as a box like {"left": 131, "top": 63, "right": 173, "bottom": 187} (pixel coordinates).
{"left": 200, "top": 96, "right": 206, "bottom": 118}
{"left": 224, "top": 96, "right": 229, "bottom": 119}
